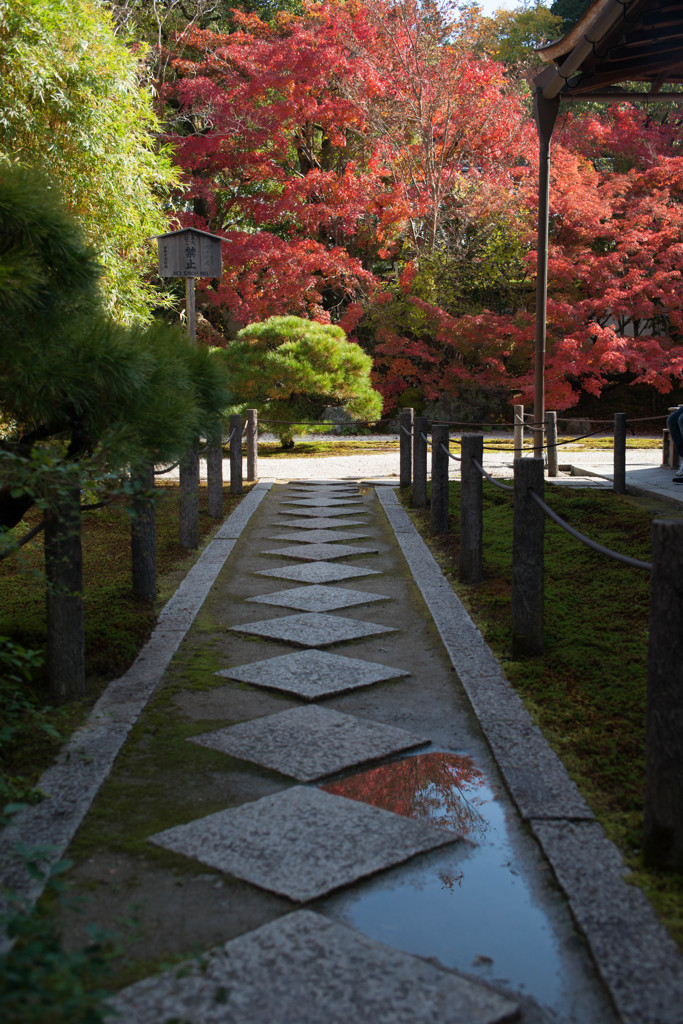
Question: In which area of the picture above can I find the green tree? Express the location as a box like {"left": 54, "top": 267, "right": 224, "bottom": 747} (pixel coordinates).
{"left": 222, "top": 316, "right": 383, "bottom": 445}
{"left": 550, "top": 0, "right": 591, "bottom": 33}
{"left": 0, "top": 164, "right": 231, "bottom": 536}
{"left": 0, "top": 0, "right": 179, "bottom": 324}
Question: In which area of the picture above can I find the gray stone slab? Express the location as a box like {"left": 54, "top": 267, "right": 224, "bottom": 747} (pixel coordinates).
{"left": 276, "top": 517, "right": 367, "bottom": 530}
{"left": 283, "top": 497, "right": 364, "bottom": 507}
{"left": 215, "top": 481, "right": 273, "bottom": 538}
{"left": 107, "top": 910, "right": 518, "bottom": 1024}
{"left": 215, "top": 649, "right": 410, "bottom": 699}
{"left": 230, "top": 612, "right": 395, "bottom": 647}
{"left": 189, "top": 705, "right": 427, "bottom": 781}
{"left": 263, "top": 542, "right": 379, "bottom": 561}
{"left": 277, "top": 506, "right": 364, "bottom": 518}
{"left": 271, "top": 529, "right": 371, "bottom": 544}
{"left": 531, "top": 820, "right": 683, "bottom": 1024}
{"left": 148, "top": 786, "right": 458, "bottom": 902}
{"left": 247, "top": 584, "right": 389, "bottom": 612}
{"left": 257, "top": 561, "right": 381, "bottom": 583}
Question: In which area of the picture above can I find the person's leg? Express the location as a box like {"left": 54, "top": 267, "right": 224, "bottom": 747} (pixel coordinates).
{"left": 666, "top": 407, "right": 683, "bottom": 457}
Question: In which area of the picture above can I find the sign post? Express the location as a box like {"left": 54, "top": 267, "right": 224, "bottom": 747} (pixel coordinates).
{"left": 157, "top": 228, "right": 223, "bottom": 547}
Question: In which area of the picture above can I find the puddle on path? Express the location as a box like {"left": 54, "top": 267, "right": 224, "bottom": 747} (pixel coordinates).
{"left": 321, "top": 752, "right": 612, "bottom": 1023}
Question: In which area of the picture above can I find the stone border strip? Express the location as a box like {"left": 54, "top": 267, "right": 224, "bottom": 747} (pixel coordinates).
{"left": 376, "top": 485, "right": 683, "bottom": 1024}
{"left": 0, "top": 482, "right": 273, "bottom": 948}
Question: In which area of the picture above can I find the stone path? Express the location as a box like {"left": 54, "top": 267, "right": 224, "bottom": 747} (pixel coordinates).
{"left": 4, "top": 472, "right": 683, "bottom": 1023}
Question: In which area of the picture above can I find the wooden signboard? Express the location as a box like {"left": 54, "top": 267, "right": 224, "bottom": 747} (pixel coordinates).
{"left": 157, "top": 227, "right": 222, "bottom": 279}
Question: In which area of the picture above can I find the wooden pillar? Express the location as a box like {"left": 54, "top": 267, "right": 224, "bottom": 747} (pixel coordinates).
{"left": 460, "top": 434, "right": 484, "bottom": 584}
{"left": 644, "top": 520, "right": 683, "bottom": 868}
{"left": 131, "top": 465, "right": 156, "bottom": 601}
{"left": 45, "top": 485, "right": 85, "bottom": 701}
{"left": 246, "top": 409, "right": 258, "bottom": 481}
{"left": 546, "top": 410, "right": 558, "bottom": 477}
{"left": 430, "top": 424, "right": 450, "bottom": 535}
{"left": 513, "top": 404, "right": 524, "bottom": 460}
{"left": 179, "top": 440, "right": 199, "bottom": 549}
{"left": 206, "top": 427, "right": 223, "bottom": 520}
{"left": 412, "top": 416, "right": 428, "bottom": 508}
{"left": 399, "top": 409, "right": 414, "bottom": 488}
{"left": 614, "top": 412, "right": 626, "bottom": 494}
{"left": 512, "top": 457, "right": 545, "bottom": 657}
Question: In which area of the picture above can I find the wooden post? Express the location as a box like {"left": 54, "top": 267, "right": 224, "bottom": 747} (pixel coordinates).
{"left": 131, "top": 465, "right": 156, "bottom": 601}
{"left": 644, "top": 520, "right": 683, "bottom": 868}
{"left": 512, "top": 457, "right": 545, "bottom": 657}
{"left": 230, "top": 414, "right": 243, "bottom": 495}
{"left": 460, "top": 434, "right": 484, "bottom": 584}
{"left": 430, "top": 424, "right": 450, "bottom": 535}
{"left": 412, "top": 416, "right": 428, "bottom": 508}
{"left": 246, "top": 409, "right": 258, "bottom": 481}
{"left": 546, "top": 410, "right": 558, "bottom": 477}
{"left": 399, "top": 408, "right": 414, "bottom": 488}
{"left": 614, "top": 412, "right": 626, "bottom": 494}
{"left": 179, "top": 275, "right": 199, "bottom": 548}
{"left": 44, "top": 485, "right": 85, "bottom": 701}
{"left": 513, "top": 404, "right": 524, "bottom": 460}
{"left": 206, "top": 426, "right": 223, "bottom": 520}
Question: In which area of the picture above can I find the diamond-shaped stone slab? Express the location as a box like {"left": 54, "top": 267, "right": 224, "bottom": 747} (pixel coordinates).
{"left": 188, "top": 705, "right": 426, "bottom": 781}
{"left": 247, "top": 584, "right": 388, "bottom": 612}
{"left": 149, "top": 786, "right": 458, "bottom": 902}
{"left": 271, "top": 529, "right": 371, "bottom": 544}
{"left": 263, "top": 542, "right": 378, "bottom": 561}
{"left": 283, "top": 497, "right": 364, "bottom": 507}
{"left": 215, "top": 649, "right": 409, "bottom": 699}
{"left": 277, "top": 506, "right": 364, "bottom": 518}
{"left": 276, "top": 517, "right": 367, "bottom": 530}
{"left": 109, "top": 910, "right": 519, "bottom": 1024}
{"left": 230, "top": 612, "right": 395, "bottom": 647}
{"left": 257, "top": 562, "right": 381, "bottom": 583}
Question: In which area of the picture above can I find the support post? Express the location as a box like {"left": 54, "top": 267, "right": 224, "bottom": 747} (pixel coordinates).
{"left": 614, "top": 412, "right": 626, "bottom": 494}
{"left": 246, "top": 409, "right": 258, "bottom": 481}
{"left": 206, "top": 425, "right": 223, "bottom": 520}
{"left": 512, "top": 457, "right": 545, "bottom": 657}
{"left": 179, "top": 275, "right": 199, "bottom": 548}
{"left": 546, "top": 410, "right": 558, "bottom": 477}
{"left": 644, "top": 520, "right": 683, "bottom": 868}
{"left": 460, "top": 434, "right": 484, "bottom": 584}
{"left": 513, "top": 404, "right": 524, "bottom": 460}
{"left": 430, "top": 424, "right": 450, "bottom": 535}
{"left": 412, "top": 416, "right": 428, "bottom": 508}
{"left": 230, "top": 413, "right": 243, "bottom": 495}
{"left": 131, "top": 464, "right": 156, "bottom": 601}
{"left": 45, "top": 484, "right": 85, "bottom": 700}
{"left": 533, "top": 90, "right": 559, "bottom": 459}
{"left": 399, "top": 408, "right": 414, "bottom": 488}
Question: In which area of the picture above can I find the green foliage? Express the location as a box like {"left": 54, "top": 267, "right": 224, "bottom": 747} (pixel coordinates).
{"left": 550, "top": 0, "right": 591, "bottom": 33}
{"left": 0, "top": 849, "right": 122, "bottom": 1024}
{"left": 222, "top": 316, "right": 383, "bottom": 444}
{"left": 0, "top": 0, "right": 179, "bottom": 324}
{"left": 485, "top": 1, "right": 564, "bottom": 74}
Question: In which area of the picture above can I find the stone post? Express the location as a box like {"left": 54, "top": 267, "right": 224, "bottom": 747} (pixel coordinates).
{"left": 44, "top": 484, "right": 85, "bottom": 700}
{"left": 230, "top": 414, "right": 243, "bottom": 495}
{"left": 614, "top": 412, "right": 626, "bottom": 494}
{"left": 546, "top": 410, "right": 558, "bottom": 478}
{"left": 460, "top": 434, "right": 484, "bottom": 584}
{"left": 131, "top": 465, "right": 156, "bottom": 601}
{"left": 430, "top": 424, "right": 450, "bottom": 535}
{"left": 399, "top": 408, "right": 414, "bottom": 488}
{"left": 512, "top": 457, "right": 545, "bottom": 657}
{"left": 246, "top": 409, "right": 258, "bottom": 481}
{"left": 206, "top": 426, "right": 223, "bottom": 520}
{"left": 179, "top": 440, "right": 199, "bottom": 549}
{"left": 513, "top": 404, "right": 524, "bottom": 460}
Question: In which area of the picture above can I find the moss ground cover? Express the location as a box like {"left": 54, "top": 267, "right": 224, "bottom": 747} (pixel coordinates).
{"left": 0, "top": 484, "right": 250, "bottom": 808}
{"left": 402, "top": 482, "right": 683, "bottom": 950}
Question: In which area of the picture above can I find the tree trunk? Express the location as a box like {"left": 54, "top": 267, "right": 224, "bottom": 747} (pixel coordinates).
{"left": 44, "top": 486, "right": 85, "bottom": 701}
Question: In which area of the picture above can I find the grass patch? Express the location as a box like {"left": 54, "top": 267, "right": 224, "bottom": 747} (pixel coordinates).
{"left": 402, "top": 482, "right": 683, "bottom": 950}
{"left": 0, "top": 483, "right": 251, "bottom": 806}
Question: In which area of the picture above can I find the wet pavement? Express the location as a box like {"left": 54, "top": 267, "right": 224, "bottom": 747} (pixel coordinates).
{"left": 3, "top": 450, "right": 683, "bottom": 1023}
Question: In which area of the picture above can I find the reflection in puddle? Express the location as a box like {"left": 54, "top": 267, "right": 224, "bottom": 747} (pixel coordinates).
{"left": 321, "top": 753, "right": 612, "bottom": 1023}
{"left": 322, "top": 752, "right": 488, "bottom": 840}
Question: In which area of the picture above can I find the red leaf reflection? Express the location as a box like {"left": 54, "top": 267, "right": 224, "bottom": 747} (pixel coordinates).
{"left": 322, "top": 753, "right": 489, "bottom": 840}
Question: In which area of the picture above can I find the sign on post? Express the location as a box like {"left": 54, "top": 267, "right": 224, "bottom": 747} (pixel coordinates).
{"left": 157, "top": 227, "right": 222, "bottom": 279}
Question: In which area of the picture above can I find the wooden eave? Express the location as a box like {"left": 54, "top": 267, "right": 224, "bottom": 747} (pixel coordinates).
{"left": 535, "top": 0, "right": 683, "bottom": 102}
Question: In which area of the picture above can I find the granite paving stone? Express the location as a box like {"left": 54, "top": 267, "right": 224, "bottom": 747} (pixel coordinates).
{"left": 263, "top": 542, "right": 379, "bottom": 561}
{"left": 275, "top": 517, "right": 367, "bottom": 530}
{"left": 107, "top": 910, "right": 518, "bottom": 1024}
{"left": 246, "top": 584, "right": 389, "bottom": 612}
{"left": 188, "top": 705, "right": 427, "bottom": 781}
{"left": 282, "top": 498, "right": 364, "bottom": 507}
{"left": 214, "top": 649, "right": 410, "bottom": 699}
{"left": 148, "top": 786, "right": 459, "bottom": 902}
{"left": 268, "top": 529, "right": 372, "bottom": 544}
{"left": 277, "top": 506, "right": 364, "bottom": 517}
{"left": 256, "top": 561, "right": 381, "bottom": 583}
{"left": 229, "top": 611, "right": 396, "bottom": 647}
